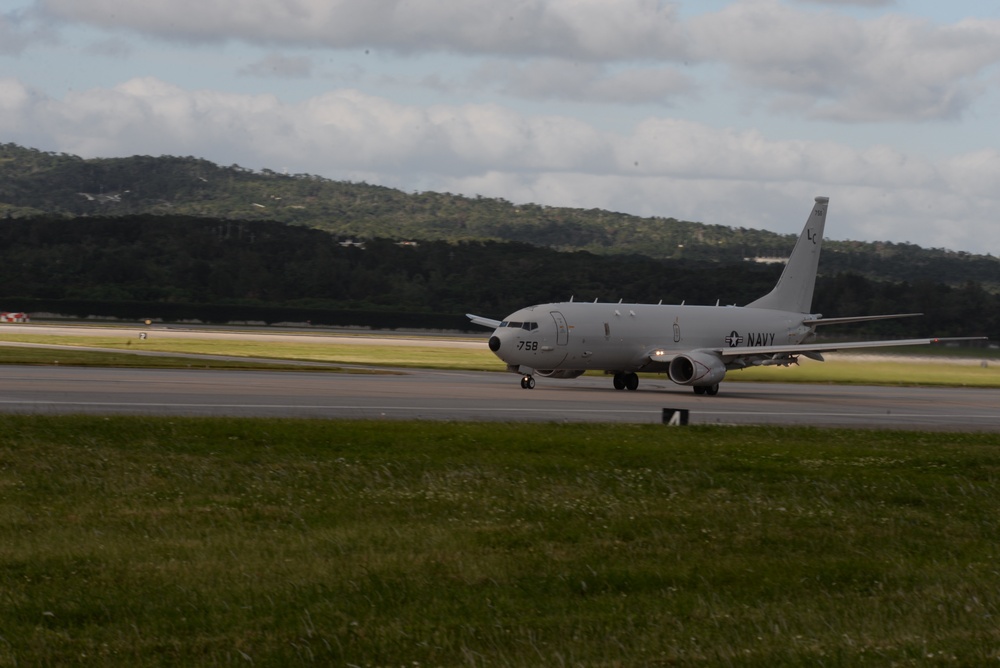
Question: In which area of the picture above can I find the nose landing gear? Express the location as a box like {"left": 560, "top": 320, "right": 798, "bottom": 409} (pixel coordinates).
{"left": 520, "top": 375, "right": 535, "bottom": 389}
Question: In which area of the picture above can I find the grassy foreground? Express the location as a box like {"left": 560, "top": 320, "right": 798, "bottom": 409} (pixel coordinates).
{"left": 3, "top": 417, "right": 1000, "bottom": 666}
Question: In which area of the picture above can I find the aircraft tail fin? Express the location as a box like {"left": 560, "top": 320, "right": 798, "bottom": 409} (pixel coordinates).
{"left": 745, "top": 196, "right": 829, "bottom": 313}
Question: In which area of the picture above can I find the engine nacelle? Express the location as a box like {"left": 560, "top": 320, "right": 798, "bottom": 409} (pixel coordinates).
{"left": 535, "top": 369, "right": 586, "bottom": 379}
{"left": 668, "top": 352, "right": 727, "bottom": 386}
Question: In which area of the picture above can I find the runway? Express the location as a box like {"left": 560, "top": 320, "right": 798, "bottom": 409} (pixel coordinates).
{"left": 1, "top": 365, "right": 998, "bottom": 431}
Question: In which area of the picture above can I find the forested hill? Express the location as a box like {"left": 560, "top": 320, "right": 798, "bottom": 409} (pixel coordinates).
{"left": 1, "top": 215, "right": 997, "bottom": 338}
{"left": 3, "top": 143, "right": 998, "bottom": 291}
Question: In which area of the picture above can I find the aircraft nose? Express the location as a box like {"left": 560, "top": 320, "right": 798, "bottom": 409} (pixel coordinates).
{"left": 489, "top": 336, "right": 501, "bottom": 352}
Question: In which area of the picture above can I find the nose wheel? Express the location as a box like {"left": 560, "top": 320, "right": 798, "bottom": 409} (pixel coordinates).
{"left": 520, "top": 375, "right": 535, "bottom": 389}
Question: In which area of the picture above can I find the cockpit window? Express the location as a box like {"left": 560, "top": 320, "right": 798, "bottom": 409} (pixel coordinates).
{"left": 499, "top": 321, "right": 538, "bottom": 330}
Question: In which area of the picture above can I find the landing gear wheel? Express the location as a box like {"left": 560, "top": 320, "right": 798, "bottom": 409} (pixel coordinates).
{"left": 624, "top": 372, "right": 639, "bottom": 391}
{"left": 520, "top": 375, "right": 535, "bottom": 389}
{"left": 706, "top": 384, "right": 720, "bottom": 396}
{"left": 613, "top": 372, "right": 626, "bottom": 390}
{"left": 693, "top": 386, "right": 706, "bottom": 395}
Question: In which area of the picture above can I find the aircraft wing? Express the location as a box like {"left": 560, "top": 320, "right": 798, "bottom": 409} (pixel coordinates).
{"left": 640, "top": 336, "right": 986, "bottom": 370}
{"left": 802, "top": 313, "right": 922, "bottom": 326}
{"left": 466, "top": 313, "right": 502, "bottom": 329}
{"left": 718, "top": 336, "right": 987, "bottom": 359}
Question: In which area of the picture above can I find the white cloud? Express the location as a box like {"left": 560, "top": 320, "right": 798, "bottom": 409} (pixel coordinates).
{"left": 238, "top": 53, "right": 313, "bottom": 79}
{"left": 942, "top": 149, "right": 1000, "bottom": 198}
{"left": 476, "top": 59, "right": 696, "bottom": 105}
{"left": 794, "top": 0, "right": 894, "bottom": 7}
{"left": 28, "top": 0, "right": 1000, "bottom": 125}
{"left": 36, "top": 0, "right": 689, "bottom": 59}
{"left": 83, "top": 37, "right": 133, "bottom": 58}
{"left": 1, "top": 6, "right": 56, "bottom": 55}
{"left": 688, "top": 1, "right": 1000, "bottom": 121}
{"left": 0, "top": 15, "right": 28, "bottom": 55}
{"left": 5, "top": 75, "right": 999, "bottom": 252}
{"left": 0, "top": 78, "right": 33, "bottom": 114}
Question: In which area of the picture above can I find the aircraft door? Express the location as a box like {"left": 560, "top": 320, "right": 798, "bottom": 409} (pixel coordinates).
{"left": 550, "top": 311, "right": 569, "bottom": 346}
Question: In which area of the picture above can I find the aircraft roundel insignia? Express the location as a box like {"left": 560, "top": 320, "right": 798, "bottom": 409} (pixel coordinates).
{"left": 725, "top": 331, "right": 743, "bottom": 347}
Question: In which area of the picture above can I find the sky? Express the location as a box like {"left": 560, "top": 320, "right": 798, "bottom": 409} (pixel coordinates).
{"left": 2, "top": 0, "right": 1000, "bottom": 254}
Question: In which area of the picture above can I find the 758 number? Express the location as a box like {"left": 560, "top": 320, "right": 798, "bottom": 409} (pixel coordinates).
{"left": 517, "top": 341, "right": 538, "bottom": 351}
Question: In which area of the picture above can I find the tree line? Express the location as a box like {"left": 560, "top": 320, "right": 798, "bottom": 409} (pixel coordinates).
{"left": 0, "top": 215, "right": 995, "bottom": 339}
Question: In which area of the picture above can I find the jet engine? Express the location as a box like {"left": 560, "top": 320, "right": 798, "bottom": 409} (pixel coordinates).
{"left": 668, "top": 352, "right": 727, "bottom": 386}
{"left": 535, "top": 369, "right": 586, "bottom": 379}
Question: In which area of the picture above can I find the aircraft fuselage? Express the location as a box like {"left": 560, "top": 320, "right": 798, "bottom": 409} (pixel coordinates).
{"left": 488, "top": 302, "right": 813, "bottom": 374}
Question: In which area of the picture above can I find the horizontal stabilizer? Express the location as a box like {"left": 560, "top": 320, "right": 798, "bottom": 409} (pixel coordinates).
{"left": 803, "top": 313, "right": 922, "bottom": 326}
{"left": 466, "top": 313, "right": 502, "bottom": 329}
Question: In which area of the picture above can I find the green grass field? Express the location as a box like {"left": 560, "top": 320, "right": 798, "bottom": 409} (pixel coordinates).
{"left": 2, "top": 329, "right": 998, "bottom": 387}
{"left": 735, "top": 355, "right": 1000, "bottom": 387}
{"left": 3, "top": 417, "right": 1000, "bottom": 666}
{"left": 0, "top": 332, "right": 500, "bottom": 371}
{"left": 2, "top": 328, "right": 999, "bottom": 664}
{"left": 0, "top": 343, "right": 339, "bottom": 370}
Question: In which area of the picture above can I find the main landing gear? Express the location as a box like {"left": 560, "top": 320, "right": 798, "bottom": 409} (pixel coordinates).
{"left": 519, "top": 372, "right": 720, "bottom": 395}
{"left": 612, "top": 372, "right": 639, "bottom": 391}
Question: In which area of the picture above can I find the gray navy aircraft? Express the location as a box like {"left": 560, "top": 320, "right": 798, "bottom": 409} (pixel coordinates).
{"left": 468, "top": 196, "right": 985, "bottom": 394}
